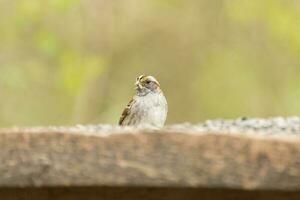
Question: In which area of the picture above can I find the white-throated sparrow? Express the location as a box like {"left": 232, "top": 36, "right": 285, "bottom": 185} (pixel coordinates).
{"left": 119, "top": 75, "right": 168, "bottom": 127}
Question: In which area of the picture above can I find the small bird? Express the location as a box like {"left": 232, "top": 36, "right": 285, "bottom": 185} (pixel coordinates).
{"left": 119, "top": 75, "right": 168, "bottom": 127}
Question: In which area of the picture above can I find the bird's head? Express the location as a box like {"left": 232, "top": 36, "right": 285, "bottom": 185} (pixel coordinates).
{"left": 135, "top": 75, "right": 161, "bottom": 95}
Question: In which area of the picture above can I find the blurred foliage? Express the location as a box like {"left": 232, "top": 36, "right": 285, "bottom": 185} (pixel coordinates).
{"left": 0, "top": 0, "right": 300, "bottom": 126}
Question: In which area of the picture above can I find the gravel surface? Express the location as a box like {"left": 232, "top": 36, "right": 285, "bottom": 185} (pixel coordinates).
{"left": 169, "top": 116, "right": 300, "bottom": 137}
{"left": 2, "top": 117, "right": 300, "bottom": 137}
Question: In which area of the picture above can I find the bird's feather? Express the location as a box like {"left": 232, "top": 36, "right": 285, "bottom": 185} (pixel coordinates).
{"left": 119, "top": 99, "right": 134, "bottom": 125}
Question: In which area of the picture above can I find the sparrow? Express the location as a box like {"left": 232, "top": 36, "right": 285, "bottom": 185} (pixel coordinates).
{"left": 119, "top": 75, "right": 168, "bottom": 127}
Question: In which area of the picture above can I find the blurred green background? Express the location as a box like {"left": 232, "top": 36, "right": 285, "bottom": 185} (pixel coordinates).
{"left": 0, "top": 0, "right": 300, "bottom": 127}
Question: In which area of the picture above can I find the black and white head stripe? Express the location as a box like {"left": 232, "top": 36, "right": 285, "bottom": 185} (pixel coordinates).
{"left": 144, "top": 76, "right": 160, "bottom": 86}
{"left": 137, "top": 75, "right": 160, "bottom": 86}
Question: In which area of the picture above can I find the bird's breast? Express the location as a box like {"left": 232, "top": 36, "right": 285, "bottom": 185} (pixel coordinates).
{"left": 133, "top": 93, "right": 167, "bottom": 127}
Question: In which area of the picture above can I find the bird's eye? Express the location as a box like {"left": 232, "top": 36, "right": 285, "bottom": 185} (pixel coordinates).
{"left": 146, "top": 80, "right": 151, "bottom": 84}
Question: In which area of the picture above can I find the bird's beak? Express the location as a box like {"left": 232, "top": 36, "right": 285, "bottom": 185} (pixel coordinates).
{"left": 135, "top": 80, "right": 142, "bottom": 90}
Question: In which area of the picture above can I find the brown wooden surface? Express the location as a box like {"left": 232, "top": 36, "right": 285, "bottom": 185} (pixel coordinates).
{"left": 0, "top": 187, "right": 299, "bottom": 200}
{"left": 0, "top": 129, "right": 299, "bottom": 191}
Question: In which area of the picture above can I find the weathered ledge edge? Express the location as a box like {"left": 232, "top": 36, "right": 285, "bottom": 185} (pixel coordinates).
{"left": 0, "top": 125, "right": 299, "bottom": 191}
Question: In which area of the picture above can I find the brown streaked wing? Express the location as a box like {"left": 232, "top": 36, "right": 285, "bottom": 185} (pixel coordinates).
{"left": 119, "top": 99, "right": 134, "bottom": 125}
